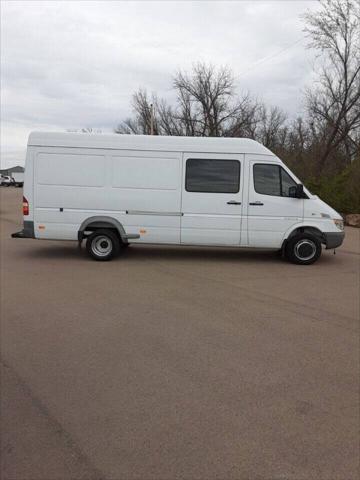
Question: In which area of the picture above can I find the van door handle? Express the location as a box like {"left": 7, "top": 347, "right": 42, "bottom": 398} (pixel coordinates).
{"left": 227, "top": 200, "right": 241, "bottom": 205}
{"left": 249, "top": 201, "right": 264, "bottom": 206}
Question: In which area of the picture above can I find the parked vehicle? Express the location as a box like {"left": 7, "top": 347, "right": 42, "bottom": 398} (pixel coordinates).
{"left": 12, "top": 171, "right": 24, "bottom": 187}
{"left": 1, "top": 175, "right": 14, "bottom": 187}
{"left": 12, "top": 132, "right": 344, "bottom": 264}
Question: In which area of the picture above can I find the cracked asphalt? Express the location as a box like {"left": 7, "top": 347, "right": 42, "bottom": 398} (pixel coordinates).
{"left": 1, "top": 187, "right": 359, "bottom": 480}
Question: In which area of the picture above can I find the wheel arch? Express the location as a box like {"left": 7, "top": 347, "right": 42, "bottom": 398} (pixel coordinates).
{"left": 78, "top": 216, "right": 128, "bottom": 244}
{"left": 281, "top": 224, "right": 325, "bottom": 250}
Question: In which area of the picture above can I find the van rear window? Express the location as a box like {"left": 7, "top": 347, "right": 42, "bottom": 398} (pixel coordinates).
{"left": 185, "top": 159, "right": 240, "bottom": 193}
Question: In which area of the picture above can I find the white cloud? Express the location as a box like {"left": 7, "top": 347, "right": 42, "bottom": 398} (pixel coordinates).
{"left": 1, "top": 0, "right": 319, "bottom": 167}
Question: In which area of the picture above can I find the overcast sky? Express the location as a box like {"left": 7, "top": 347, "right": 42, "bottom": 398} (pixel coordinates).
{"left": 1, "top": 0, "right": 319, "bottom": 168}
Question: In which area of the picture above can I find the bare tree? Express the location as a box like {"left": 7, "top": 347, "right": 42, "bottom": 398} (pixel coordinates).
{"left": 255, "top": 104, "right": 288, "bottom": 150}
{"left": 114, "top": 117, "right": 144, "bottom": 135}
{"left": 115, "top": 90, "right": 158, "bottom": 135}
{"left": 173, "top": 63, "right": 258, "bottom": 137}
{"left": 303, "top": 0, "right": 360, "bottom": 173}
{"left": 115, "top": 89, "right": 183, "bottom": 135}
{"left": 223, "top": 94, "right": 261, "bottom": 138}
{"left": 156, "top": 99, "right": 185, "bottom": 136}
{"left": 115, "top": 64, "right": 260, "bottom": 138}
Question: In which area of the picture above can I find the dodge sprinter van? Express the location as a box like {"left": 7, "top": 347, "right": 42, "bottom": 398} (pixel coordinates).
{"left": 12, "top": 132, "right": 344, "bottom": 264}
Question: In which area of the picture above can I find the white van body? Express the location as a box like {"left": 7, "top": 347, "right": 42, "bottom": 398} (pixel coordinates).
{"left": 13, "top": 132, "right": 344, "bottom": 263}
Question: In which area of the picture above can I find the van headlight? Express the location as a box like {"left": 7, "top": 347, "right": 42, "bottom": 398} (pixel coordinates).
{"left": 333, "top": 219, "right": 344, "bottom": 231}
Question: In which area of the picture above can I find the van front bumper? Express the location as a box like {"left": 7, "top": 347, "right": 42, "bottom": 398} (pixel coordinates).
{"left": 324, "top": 231, "right": 345, "bottom": 249}
{"left": 11, "top": 221, "right": 35, "bottom": 239}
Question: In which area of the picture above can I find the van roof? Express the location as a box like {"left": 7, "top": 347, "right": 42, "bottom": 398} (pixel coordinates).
{"left": 28, "top": 132, "right": 274, "bottom": 156}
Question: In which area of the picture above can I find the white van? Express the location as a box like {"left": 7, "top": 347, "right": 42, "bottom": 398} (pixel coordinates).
{"left": 12, "top": 132, "right": 344, "bottom": 264}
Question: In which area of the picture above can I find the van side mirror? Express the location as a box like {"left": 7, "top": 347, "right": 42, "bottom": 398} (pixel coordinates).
{"left": 289, "top": 184, "right": 304, "bottom": 198}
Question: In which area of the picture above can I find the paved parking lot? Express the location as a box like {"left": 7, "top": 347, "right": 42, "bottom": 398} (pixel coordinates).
{"left": 1, "top": 187, "right": 359, "bottom": 480}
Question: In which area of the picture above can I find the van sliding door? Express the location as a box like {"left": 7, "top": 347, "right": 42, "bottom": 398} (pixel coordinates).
{"left": 181, "top": 153, "right": 244, "bottom": 245}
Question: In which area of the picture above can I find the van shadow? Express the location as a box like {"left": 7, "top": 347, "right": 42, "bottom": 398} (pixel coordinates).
{"left": 21, "top": 243, "right": 282, "bottom": 264}
{"left": 128, "top": 245, "right": 334, "bottom": 265}
{"left": 126, "top": 245, "right": 280, "bottom": 264}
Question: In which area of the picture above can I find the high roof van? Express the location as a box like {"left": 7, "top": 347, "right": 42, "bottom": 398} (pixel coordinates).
{"left": 12, "top": 132, "right": 344, "bottom": 264}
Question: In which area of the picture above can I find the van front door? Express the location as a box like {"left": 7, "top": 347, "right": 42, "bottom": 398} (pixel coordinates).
{"left": 247, "top": 159, "right": 304, "bottom": 248}
{"left": 181, "top": 153, "right": 244, "bottom": 245}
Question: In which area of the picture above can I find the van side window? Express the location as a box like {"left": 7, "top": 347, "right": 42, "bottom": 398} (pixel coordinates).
{"left": 280, "top": 168, "right": 297, "bottom": 197}
{"left": 186, "top": 159, "right": 240, "bottom": 193}
{"left": 253, "top": 164, "right": 297, "bottom": 197}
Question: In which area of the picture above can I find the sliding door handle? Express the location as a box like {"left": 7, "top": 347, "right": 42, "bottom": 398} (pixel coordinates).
{"left": 227, "top": 200, "right": 241, "bottom": 205}
{"left": 249, "top": 201, "right": 264, "bottom": 206}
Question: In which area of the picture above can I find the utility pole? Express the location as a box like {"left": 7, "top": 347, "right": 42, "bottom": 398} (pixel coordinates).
{"left": 150, "top": 103, "right": 154, "bottom": 135}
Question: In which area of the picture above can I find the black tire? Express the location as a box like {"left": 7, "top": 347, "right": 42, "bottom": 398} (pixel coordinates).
{"left": 86, "top": 229, "right": 120, "bottom": 261}
{"left": 285, "top": 233, "right": 322, "bottom": 265}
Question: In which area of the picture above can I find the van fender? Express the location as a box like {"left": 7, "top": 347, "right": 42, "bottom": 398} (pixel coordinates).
{"left": 78, "top": 216, "right": 140, "bottom": 244}
{"left": 281, "top": 222, "right": 325, "bottom": 249}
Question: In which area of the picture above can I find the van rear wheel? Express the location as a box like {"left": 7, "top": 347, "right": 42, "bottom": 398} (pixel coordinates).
{"left": 285, "top": 233, "right": 322, "bottom": 265}
{"left": 86, "top": 229, "right": 120, "bottom": 261}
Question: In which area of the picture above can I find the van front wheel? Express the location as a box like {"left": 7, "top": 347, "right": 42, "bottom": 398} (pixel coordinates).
{"left": 86, "top": 230, "right": 120, "bottom": 261}
{"left": 285, "top": 233, "right": 321, "bottom": 265}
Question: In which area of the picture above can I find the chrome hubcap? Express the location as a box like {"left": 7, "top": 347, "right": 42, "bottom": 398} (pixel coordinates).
{"left": 91, "top": 235, "right": 112, "bottom": 257}
{"left": 294, "top": 239, "right": 316, "bottom": 261}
